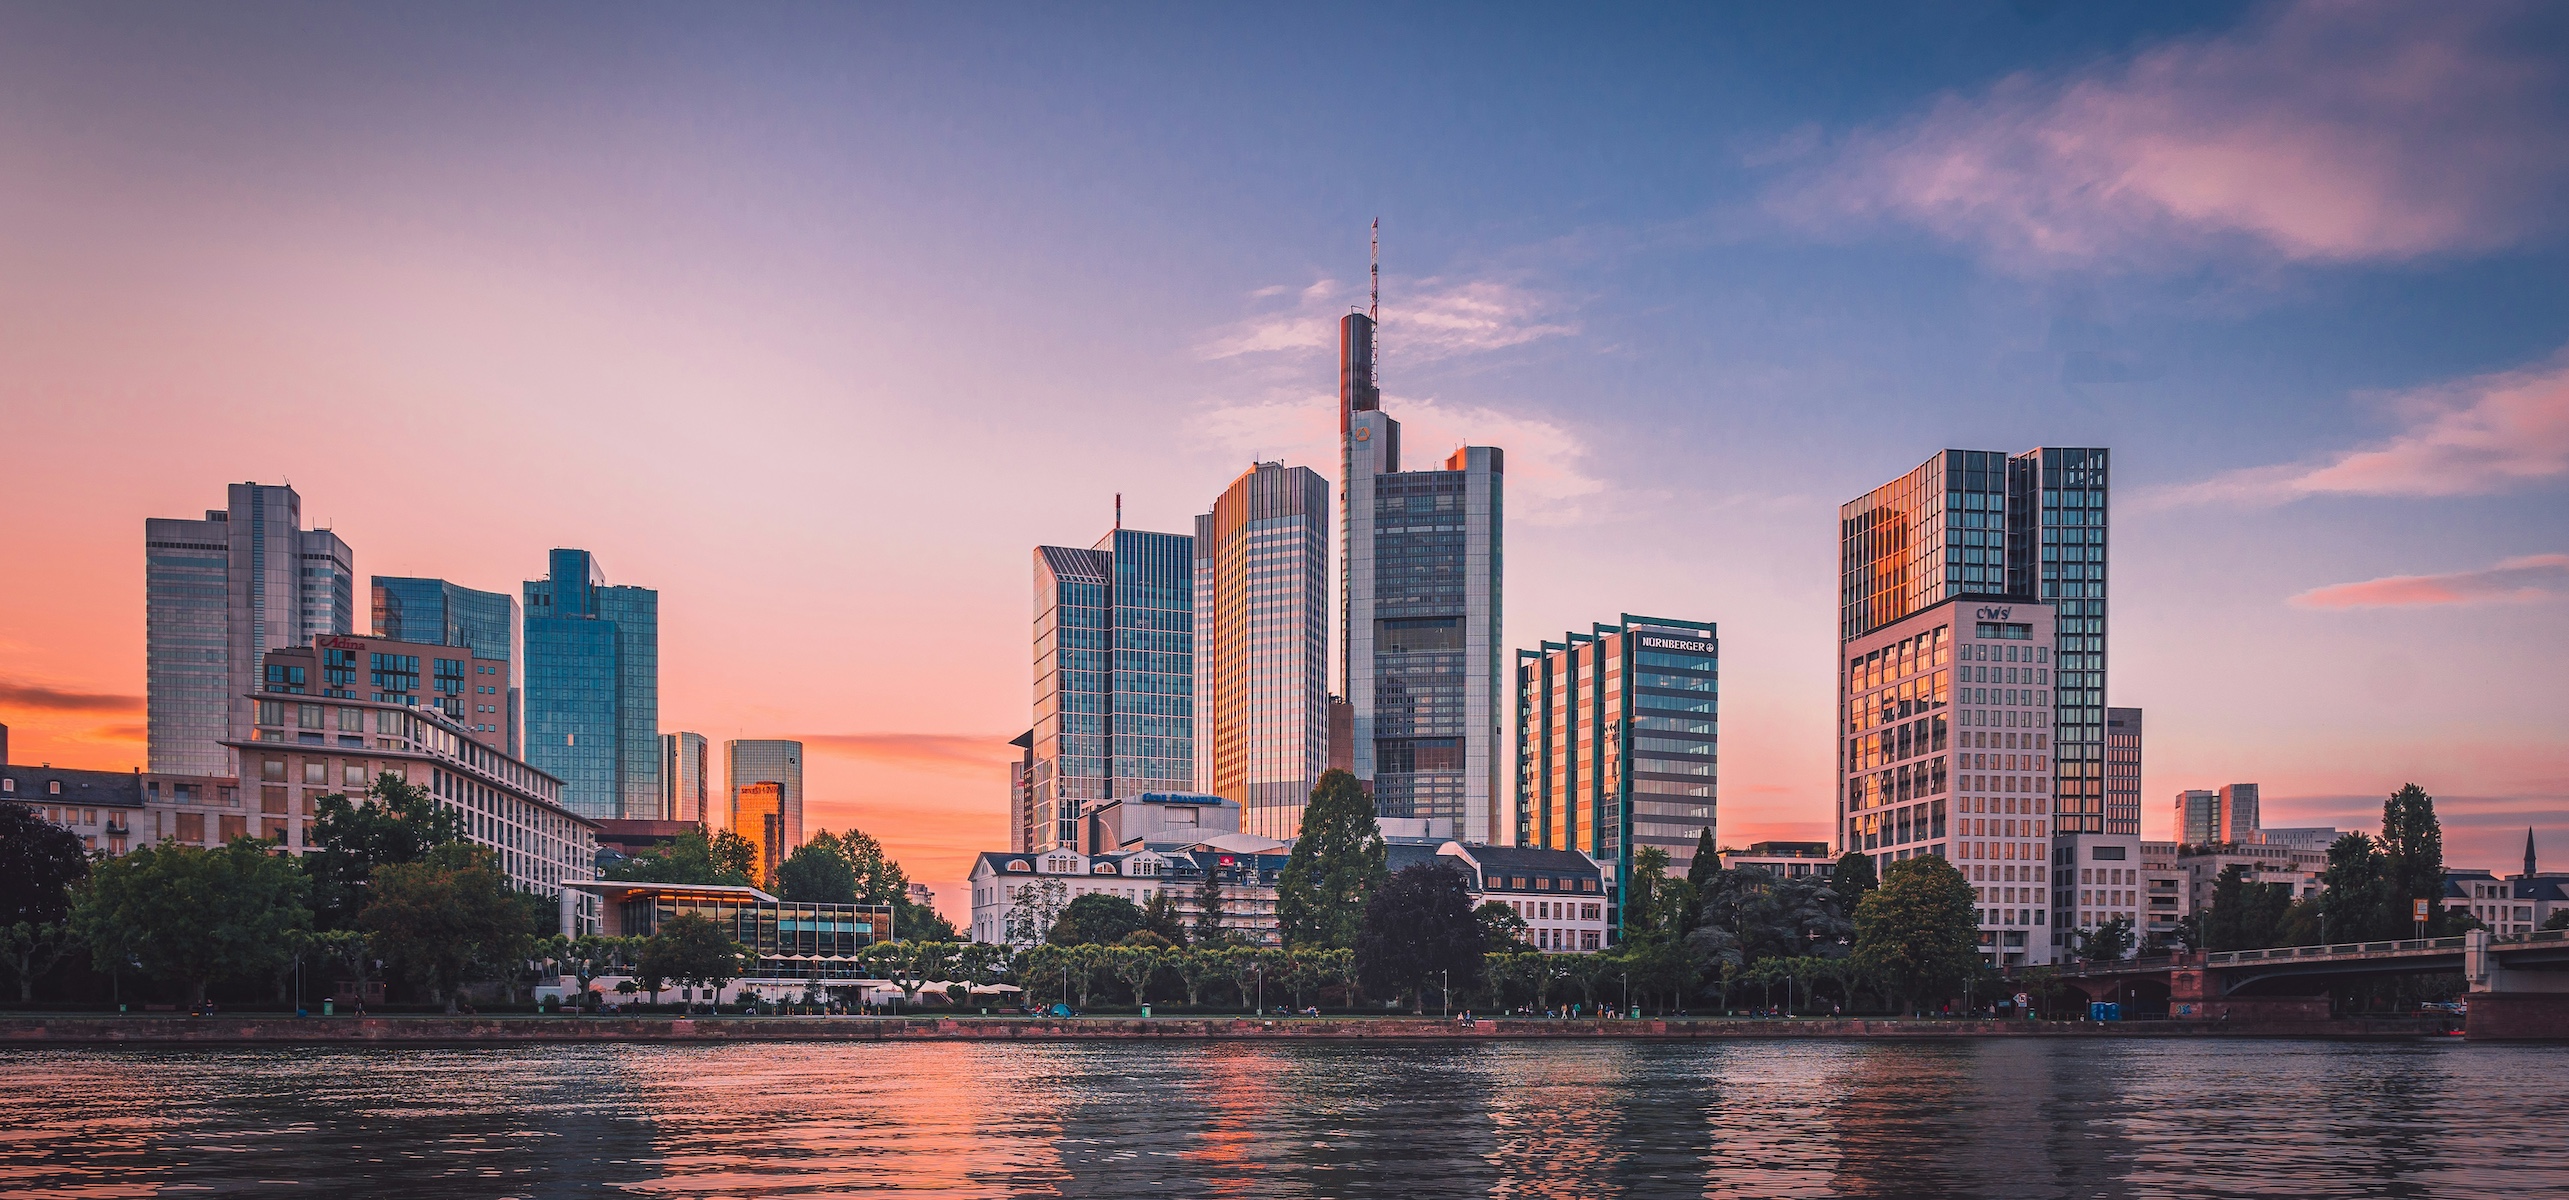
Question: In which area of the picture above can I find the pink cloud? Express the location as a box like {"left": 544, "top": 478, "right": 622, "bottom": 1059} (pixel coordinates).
{"left": 1782, "top": 1, "right": 2569, "bottom": 269}
{"left": 2162, "top": 350, "right": 2569, "bottom": 504}
{"left": 2292, "top": 554, "right": 2569, "bottom": 609}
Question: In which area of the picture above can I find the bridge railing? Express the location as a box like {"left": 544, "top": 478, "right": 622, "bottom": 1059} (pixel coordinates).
{"left": 2057, "top": 930, "right": 2552, "bottom": 975}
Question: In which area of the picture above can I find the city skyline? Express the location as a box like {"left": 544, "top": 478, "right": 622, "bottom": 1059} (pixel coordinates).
{"left": 4, "top": 3, "right": 2564, "bottom": 925}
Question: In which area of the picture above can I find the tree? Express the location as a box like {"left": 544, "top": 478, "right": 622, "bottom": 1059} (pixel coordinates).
{"left": 1141, "top": 890, "right": 1188, "bottom": 944}
{"left": 1476, "top": 900, "right": 1532, "bottom": 953}
{"left": 2074, "top": 916, "right": 2135, "bottom": 963}
{"left": 1623, "top": 846, "right": 1676, "bottom": 939}
{"left": 303, "top": 772, "right": 464, "bottom": 927}
{"left": 1192, "top": 860, "right": 1231, "bottom": 947}
{"left": 1353, "top": 862, "right": 1484, "bottom": 1011}
{"left": 1106, "top": 943, "right": 1163, "bottom": 1005}
{"left": 1049, "top": 893, "right": 1145, "bottom": 947}
{"left": 1831, "top": 852, "right": 1878, "bottom": 914}
{"left": 2380, "top": 784, "right": 2447, "bottom": 935}
{"left": 1225, "top": 946, "right": 1280, "bottom": 1014}
{"left": 637, "top": 913, "right": 746, "bottom": 1013}
{"left": 72, "top": 840, "right": 311, "bottom": 1006}
{"left": 2203, "top": 865, "right": 2291, "bottom": 951}
{"left": 1002, "top": 878, "right": 1069, "bottom": 948}
{"left": 0, "top": 922, "right": 78, "bottom": 1003}
{"left": 607, "top": 830, "right": 754, "bottom": 888}
{"left": 2319, "top": 832, "right": 2390, "bottom": 942}
{"left": 0, "top": 802, "right": 90, "bottom": 926}
{"left": 775, "top": 836, "right": 859, "bottom": 904}
{"left": 360, "top": 842, "right": 541, "bottom": 1013}
{"left": 1851, "top": 856, "right": 1978, "bottom": 1014}
{"left": 1681, "top": 830, "right": 1721, "bottom": 935}
{"left": 1692, "top": 867, "right": 1850, "bottom": 971}
{"left": 2544, "top": 910, "right": 2569, "bottom": 932}
{"left": 1276, "top": 770, "right": 1387, "bottom": 949}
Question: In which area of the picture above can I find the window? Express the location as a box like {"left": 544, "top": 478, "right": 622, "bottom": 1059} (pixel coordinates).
{"left": 303, "top": 761, "right": 326, "bottom": 785}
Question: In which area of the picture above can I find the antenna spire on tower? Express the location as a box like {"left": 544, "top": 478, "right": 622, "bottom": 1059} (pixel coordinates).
{"left": 1115, "top": 493, "right": 1123, "bottom": 532}
{"left": 1369, "top": 218, "right": 1381, "bottom": 390}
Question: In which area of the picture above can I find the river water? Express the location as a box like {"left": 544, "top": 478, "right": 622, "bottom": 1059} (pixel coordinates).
{"left": 0, "top": 1038, "right": 2558, "bottom": 1197}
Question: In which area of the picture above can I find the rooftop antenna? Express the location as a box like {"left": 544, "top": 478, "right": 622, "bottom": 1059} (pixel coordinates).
{"left": 1114, "top": 493, "right": 1122, "bottom": 532}
{"left": 1369, "top": 218, "right": 1381, "bottom": 390}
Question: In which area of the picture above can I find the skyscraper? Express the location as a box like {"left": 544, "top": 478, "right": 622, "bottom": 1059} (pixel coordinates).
{"left": 372, "top": 576, "right": 522, "bottom": 756}
{"left": 726, "top": 738, "right": 804, "bottom": 852}
{"left": 1027, "top": 525, "right": 1194, "bottom": 853}
{"left": 1193, "top": 462, "right": 1331, "bottom": 840}
{"left": 2175, "top": 789, "right": 2221, "bottom": 844}
{"left": 146, "top": 483, "right": 355, "bottom": 778}
{"left": 734, "top": 781, "right": 786, "bottom": 887}
{"left": 1339, "top": 308, "right": 1505, "bottom": 843}
{"left": 662, "top": 731, "right": 709, "bottom": 824}
{"left": 1518, "top": 616, "right": 1718, "bottom": 936}
{"left": 1837, "top": 446, "right": 2116, "bottom": 967}
{"left": 2106, "top": 707, "right": 2141, "bottom": 837}
{"left": 522, "top": 549, "right": 659, "bottom": 821}
{"left": 2218, "top": 783, "right": 2260, "bottom": 844}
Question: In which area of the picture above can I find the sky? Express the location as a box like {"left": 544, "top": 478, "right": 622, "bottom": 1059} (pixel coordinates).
{"left": 2, "top": 1, "right": 2566, "bottom": 923}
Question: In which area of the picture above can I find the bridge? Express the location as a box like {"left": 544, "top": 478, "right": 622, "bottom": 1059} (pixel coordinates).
{"left": 2043, "top": 929, "right": 2569, "bottom": 1039}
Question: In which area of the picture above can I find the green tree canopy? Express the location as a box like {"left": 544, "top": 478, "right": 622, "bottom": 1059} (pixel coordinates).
{"left": 1851, "top": 856, "right": 1978, "bottom": 1013}
{"left": 1622, "top": 845, "right": 1677, "bottom": 940}
{"left": 2381, "top": 783, "right": 2447, "bottom": 934}
{"left": 2319, "top": 832, "right": 2390, "bottom": 941}
{"left": 360, "top": 842, "right": 544, "bottom": 1013}
{"left": 303, "top": 772, "right": 464, "bottom": 927}
{"left": 1141, "top": 889, "right": 1187, "bottom": 945}
{"left": 1276, "top": 770, "right": 1387, "bottom": 949}
{"left": 1353, "top": 861, "right": 1484, "bottom": 1010}
{"left": 776, "top": 835, "right": 859, "bottom": 904}
{"left": 1049, "top": 893, "right": 1145, "bottom": 946}
{"left": 71, "top": 840, "right": 311, "bottom": 1005}
{"left": 2074, "top": 916, "right": 2135, "bottom": 963}
{"left": 0, "top": 802, "right": 90, "bottom": 927}
{"left": 1831, "top": 851, "right": 1878, "bottom": 914}
{"left": 2203, "top": 864, "right": 2293, "bottom": 950}
{"left": 1475, "top": 900, "right": 1532, "bottom": 953}
{"left": 635, "top": 912, "right": 747, "bottom": 1012}
{"left": 1192, "top": 860, "right": 1231, "bottom": 947}
{"left": 1685, "top": 830, "right": 1721, "bottom": 894}
{"left": 606, "top": 829, "right": 754, "bottom": 887}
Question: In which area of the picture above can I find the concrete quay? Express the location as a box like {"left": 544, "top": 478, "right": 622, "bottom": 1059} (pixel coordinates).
{"left": 0, "top": 1013, "right": 2456, "bottom": 1047}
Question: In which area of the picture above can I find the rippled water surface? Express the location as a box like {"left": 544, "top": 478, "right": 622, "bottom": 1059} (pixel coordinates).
{"left": 0, "top": 1038, "right": 2560, "bottom": 1197}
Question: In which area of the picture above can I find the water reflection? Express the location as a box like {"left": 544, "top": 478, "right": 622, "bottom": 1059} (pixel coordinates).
{"left": 0, "top": 1039, "right": 2558, "bottom": 1198}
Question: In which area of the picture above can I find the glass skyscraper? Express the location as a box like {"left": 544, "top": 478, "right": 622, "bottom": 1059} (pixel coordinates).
{"left": 372, "top": 576, "right": 522, "bottom": 756}
{"left": 1339, "top": 310, "right": 1505, "bottom": 843}
{"left": 663, "top": 731, "right": 710, "bottom": 825}
{"left": 523, "top": 549, "right": 659, "bottom": 821}
{"left": 726, "top": 739, "right": 804, "bottom": 852}
{"left": 145, "top": 483, "right": 354, "bottom": 778}
{"left": 1194, "top": 462, "right": 1331, "bottom": 840}
{"left": 1029, "top": 525, "right": 1193, "bottom": 853}
{"left": 1517, "top": 616, "right": 1718, "bottom": 937}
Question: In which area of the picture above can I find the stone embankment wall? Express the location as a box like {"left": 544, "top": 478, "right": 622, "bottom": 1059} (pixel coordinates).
{"left": 0, "top": 1014, "right": 2447, "bottom": 1046}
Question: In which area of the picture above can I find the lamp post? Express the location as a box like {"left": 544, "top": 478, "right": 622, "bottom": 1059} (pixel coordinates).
{"left": 1620, "top": 971, "right": 1629, "bottom": 1017}
{"left": 1441, "top": 969, "right": 1450, "bottom": 1019}
{"left": 1255, "top": 964, "right": 1265, "bottom": 1016}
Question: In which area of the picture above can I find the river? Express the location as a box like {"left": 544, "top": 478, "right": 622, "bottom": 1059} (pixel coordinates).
{"left": 0, "top": 1039, "right": 2558, "bottom": 1197}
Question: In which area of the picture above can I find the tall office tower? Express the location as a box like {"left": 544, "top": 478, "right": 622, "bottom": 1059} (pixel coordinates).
{"left": 2218, "top": 783, "right": 2260, "bottom": 844}
{"left": 2175, "top": 790, "right": 2220, "bottom": 844}
{"left": 146, "top": 483, "right": 355, "bottom": 778}
{"left": 733, "top": 781, "right": 786, "bottom": 886}
{"left": 661, "top": 732, "right": 709, "bottom": 824}
{"left": 726, "top": 739, "right": 804, "bottom": 852}
{"left": 1517, "top": 617, "right": 1718, "bottom": 935}
{"left": 1007, "top": 730, "right": 1035, "bottom": 854}
{"left": 1028, "top": 526, "right": 1194, "bottom": 853}
{"left": 373, "top": 577, "right": 522, "bottom": 756}
{"left": 1193, "top": 462, "right": 1331, "bottom": 840}
{"left": 1838, "top": 447, "right": 2114, "bottom": 967}
{"left": 1338, "top": 309, "right": 1505, "bottom": 843}
{"left": 2105, "top": 707, "right": 2142, "bottom": 836}
{"left": 522, "top": 549, "right": 659, "bottom": 821}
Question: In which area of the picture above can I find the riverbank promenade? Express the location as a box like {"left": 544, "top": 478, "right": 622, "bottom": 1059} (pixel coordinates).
{"left": 0, "top": 1011, "right": 2463, "bottom": 1046}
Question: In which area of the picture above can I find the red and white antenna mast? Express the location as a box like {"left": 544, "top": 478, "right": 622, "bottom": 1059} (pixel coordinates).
{"left": 1369, "top": 218, "right": 1380, "bottom": 390}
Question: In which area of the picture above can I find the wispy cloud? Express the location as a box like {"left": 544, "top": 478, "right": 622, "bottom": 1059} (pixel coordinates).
{"left": 2159, "top": 350, "right": 2569, "bottom": 505}
{"left": 2292, "top": 554, "right": 2569, "bottom": 610}
{"left": 0, "top": 679, "right": 143, "bottom": 714}
{"left": 797, "top": 733, "right": 1020, "bottom": 774}
{"left": 1775, "top": 1, "right": 2569, "bottom": 271}
{"left": 1197, "top": 275, "right": 1578, "bottom": 364}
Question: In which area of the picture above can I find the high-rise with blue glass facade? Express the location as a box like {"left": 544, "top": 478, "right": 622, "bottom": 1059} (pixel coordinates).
{"left": 145, "top": 483, "right": 355, "bottom": 778}
{"left": 1029, "top": 525, "right": 1193, "bottom": 853}
{"left": 1194, "top": 462, "right": 1331, "bottom": 840}
{"left": 1339, "top": 310, "right": 1505, "bottom": 844}
{"left": 523, "top": 549, "right": 659, "bottom": 821}
{"left": 372, "top": 576, "right": 522, "bottom": 756}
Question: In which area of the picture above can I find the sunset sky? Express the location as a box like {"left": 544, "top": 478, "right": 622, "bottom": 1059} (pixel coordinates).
{"left": 3, "top": 2, "right": 2565, "bottom": 922}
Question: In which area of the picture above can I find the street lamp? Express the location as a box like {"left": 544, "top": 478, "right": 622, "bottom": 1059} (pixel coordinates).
{"left": 1441, "top": 969, "right": 1450, "bottom": 1019}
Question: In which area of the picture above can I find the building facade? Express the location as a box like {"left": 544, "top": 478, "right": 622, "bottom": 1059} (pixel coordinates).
{"left": 725, "top": 738, "right": 804, "bottom": 850}
{"left": 2219, "top": 783, "right": 2261, "bottom": 844}
{"left": 371, "top": 576, "right": 522, "bottom": 756}
{"left": 2105, "top": 707, "right": 2141, "bottom": 836}
{"left": 146, "top": 482, "right": 356, "bottom": 779}
{"left": 1517, "top": 616, "right": 1718, "bottom": 936}
{"left": 1007, "top": 730, "right": 1036, "bottom": 854}
{"left": 256, "top": 633, "right": 508, "bottom": 753}
{"left": 1720, "top": 841, "right": 1838, "bottom": 881}
{"left": 1193, "top": 462, "right": 1331, "bottom": 840}
{"left": 1028, "top": 527, "right": 1194, "bottom": 853}
{"left": 567, "top": 881, "right": 891, "bottom": 980}
{"left": 661, "top": 732, "right": 709, "bottom": 825}
{"left": 732, "top": 781, "right": 787, "bottom": 887}
{"left": 969, "top": 835, "right": 1291, "bottom": 948}
{"left": 1430, "top": 843, "right": 1612, "bottom": 953}
{"left": 523, "top": 549, "right": 659, "bottom": 821}
{"left": 1338, "top": 310, "right": 1505, "bottom": 845}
